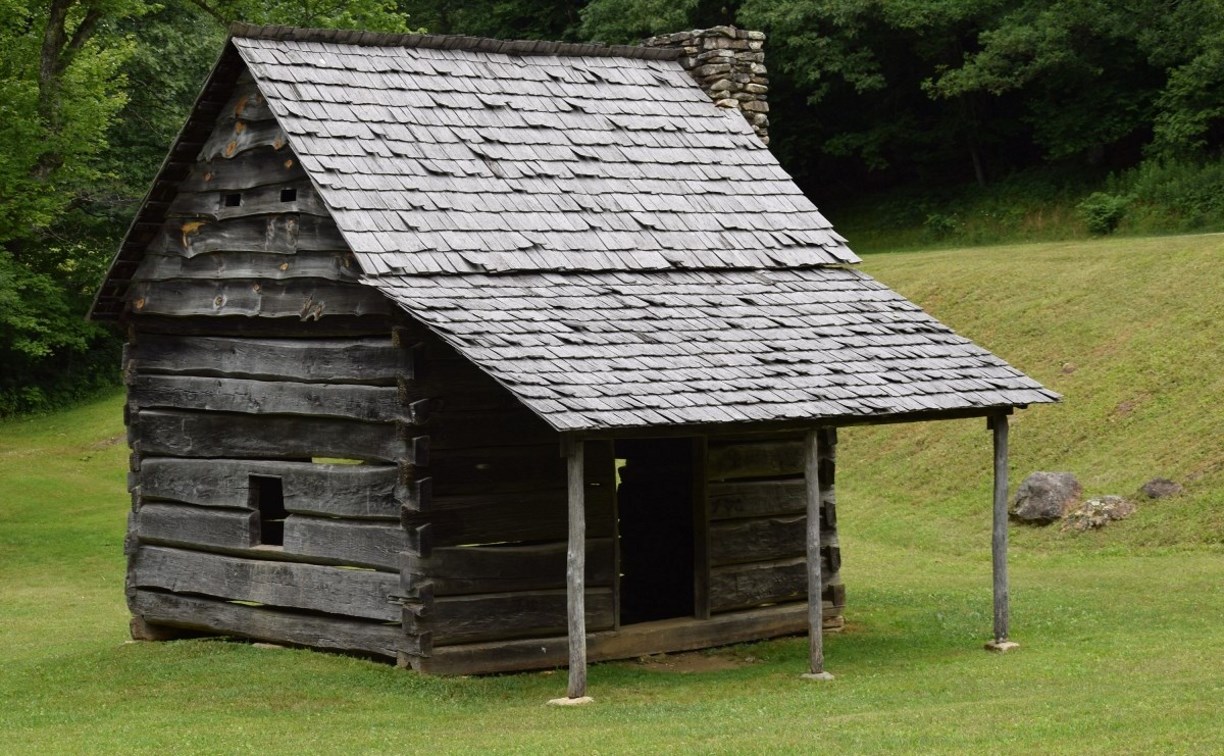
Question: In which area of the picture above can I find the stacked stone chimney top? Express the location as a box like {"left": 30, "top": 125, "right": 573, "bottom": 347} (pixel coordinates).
{"left": 643, "top": 26, "right": 771, "bottom": 145}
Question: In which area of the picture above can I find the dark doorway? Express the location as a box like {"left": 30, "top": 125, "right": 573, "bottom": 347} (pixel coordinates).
{"left": 615, "top": 438, "right": 695, "bottom": 625}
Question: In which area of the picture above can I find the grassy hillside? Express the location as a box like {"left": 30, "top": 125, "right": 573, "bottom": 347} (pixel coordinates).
{"left": 846, "top": 233, "right": 1224, "bottom": 553}
{"left": 1, "top": 235, "right": 1221, "bottom": 753}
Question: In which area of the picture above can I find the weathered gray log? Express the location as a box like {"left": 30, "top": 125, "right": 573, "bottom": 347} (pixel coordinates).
{"left": 129, "top": 589, "right": 407, "bottom": 658}
{"left": 404, "top": 539, "right": 614, "bottom": 596}
{"left": 130, "top": 335, "right": 404, "bottom": 385}
{"left": 402, "top": 487, "right": 615, "bottom": 547}
{"left": 145, "top": 214, "right": 347, "bottom": 256}
{"left": 709, "top": 556, "right": 808, "bottom": 613}
{"left": 283, "top": 515, "right": 405, "bottom": 571}
{"left": 709, "top": 515, "right": 807, "bottom": 566}
{"left": 138, "top": 458, "right": 401, "bottom": 519}
{"left": 565, "top": 438, "right": 588, "bottom": 698}
{"left": 992, "top": 413, "right": 1011, "bottom": 643}
{"left": 129, "top": 375, "right": 402, "bottom": 423}
{"left": 708, "top": 479, "right": 806, "bottom": 520}
{"left": 134, "top": 502, "right": 258, "bottom": 549}
{"left": 129, "top": 313, "right": 398, "bottom": 339}
{"left": 168, "top": 180, "right": 329, "bottom": 221}
{"left": 805, "top": 428, "right": 826, "bottom": 675}
{"left": 179, "top": 147, "right": 308, "bottom": 193}
{"left": 220, "top": 79, "right": 275, "bottom": 122}
{"left": 127, "top": 278, "right": 392, "bottom": 319}
{"left": 129, "top": 545, "right": 400, "bottom": 621}
{"left": 427, "top": 407, "right": 557, "bottom": 450}
{"left": 200, "top": 119, "right": 287, "bottom": 161}
{"left": 414, "top": 588, "right": 614, "bottom": 646}
{"left": 413, "top": 602, "right": 808, "bottom": 676}
{"left": 427, "top": 445, "right": 566, "bottom": 496}
{"left": 133, "top": 409, "right": 407, "bottom": 462}
{"left": 708, "top": 439, "right": 803, "bottom": 481}
{"left": 135, "top": 251, "right": 361, "bottom": 283}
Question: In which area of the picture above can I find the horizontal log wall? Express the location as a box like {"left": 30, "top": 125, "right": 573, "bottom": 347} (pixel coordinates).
{"left": 401, "top": 332, "right": 615, "bottom": 656}
{"left": 123, "top": 73, "right": 420, "bottom": 659}
{"left": 706, "top": 431, "right": 845, "bottom": 625}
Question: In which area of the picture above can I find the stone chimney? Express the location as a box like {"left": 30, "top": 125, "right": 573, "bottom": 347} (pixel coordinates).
{"left": 643, "top": 26, "right": 770, "bottom": 145}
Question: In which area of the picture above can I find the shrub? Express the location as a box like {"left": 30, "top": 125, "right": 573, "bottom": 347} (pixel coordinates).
{"left": 1077, "top": 192, "right": 1130, "bottom": 235}
{"left": 923, "top": 212, "right": 962, "bottom": 239}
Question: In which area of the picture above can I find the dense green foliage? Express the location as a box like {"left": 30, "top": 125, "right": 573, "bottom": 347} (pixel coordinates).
{"left": 3, "top": 0, "right": 1224, "bottom": 415}
{"left": 2, "top": 236, "right": 1221, "bottom": 751}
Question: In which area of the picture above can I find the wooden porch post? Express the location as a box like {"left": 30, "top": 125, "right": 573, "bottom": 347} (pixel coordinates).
{"left": 986, "top": 413, "right": 1019, "bottom": 652}
{"left": 549, "top": 436, "right": 594, "bottom": 704}
{"left": 802, "top": 428, "right": 834, "bottom": 680}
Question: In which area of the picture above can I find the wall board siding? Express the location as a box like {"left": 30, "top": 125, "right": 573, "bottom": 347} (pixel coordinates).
{"left": 133, "top": 409, "right": 408, "bottom": 462}
{"left": 168, "top": 179, "right": 330, "bottom": 221}
{"left": 129, "top": 314, "right": 399, "bottom": 339}
{"left": 708, "top": 439, "right": 803, "bottom": 481}
{"left": 282, "top": 516, "right": 405, "bottom": 571}
{"left": 129, "top": 334, "right": 404, "bottom": 385}
{"left": 129, "top": 374, "right": 402, "bottom": 422}
{"left": 404, "top": 539, "right": 614, "bottom": 596}
{"left": 412, "top": 603, "right": 809, "bottom": 676}
{"left": 136, "top": 251, "right": 361, "bottom": 283}
{"left": 415, "top": 588, "right": 616, "bottom": 646}
{"left": 127, "top": 278, "right": 392, "bottom": 319}
{"left": 134, "top": 502, "right": 259, "bottom": 550}
{"left": 709, "top": 552, "right": 841, "bottom": 613}
{"left": 130, "top": 545, "right": 400, "bottom": 621}
{"left": 708, "top": 479, "right": 806, "bottom": 520}
{"left": 130, "top": 589, "right": 407, "bottom": 659}
{"left": 144, "top": 214, "right": 347, "bottom": 257}
{"left": 708, "top": 515, "right": 806, "bottom": 567}
{"left": 426, "top": 444, "right": 566, "bottom": 497}
{"left": 138, "top": 458, "right": 401, "bottom": 518}
{"left": 403, "top": 487, "right": 615, "bottom": 548}
{"left": 178, "top": 146, "right": 306, "bottom": 193}
{"left": 200, "top": 118, "right": 287, "bottom": 161}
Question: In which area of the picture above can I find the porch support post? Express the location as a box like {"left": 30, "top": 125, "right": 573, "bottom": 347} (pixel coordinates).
{"left": 549, "top": 435, "right": 594, "bottom": 704}
{"left": 802, "top": 427, "right": 834, "bottom": 680}
{"left": 986, "top": 413, "right": 1019, "bottom": 652}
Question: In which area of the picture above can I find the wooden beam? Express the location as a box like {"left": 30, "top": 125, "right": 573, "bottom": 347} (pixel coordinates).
{"left": 990, "top": 413, "right": 1014, "bottom": 648}
{"left": 803, "top": 429, "right": 833, "bottom": 679}
{"left": 564, "top": 436, "right": 588, "bottom": 700}
{"left": 414, "top": 602, "right": 808, "bottom": 676}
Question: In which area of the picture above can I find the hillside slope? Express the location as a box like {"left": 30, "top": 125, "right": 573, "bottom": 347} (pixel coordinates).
{"left": 841, "top": 233, "right": 1224, "bottom": 552}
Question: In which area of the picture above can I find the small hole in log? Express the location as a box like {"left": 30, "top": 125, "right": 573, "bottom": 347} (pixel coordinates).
{"left": 280, "top": 188, "right": 297, "bottom": 202}
{"left": 250, "top": 475, "right": 286, "bottom": 546}
{"left": 224, "top": 193, "right": 241, "bottom": 207}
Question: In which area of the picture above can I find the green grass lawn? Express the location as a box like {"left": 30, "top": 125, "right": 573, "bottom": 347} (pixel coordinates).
{"left": 2, "top": 235, "right": 1222, "bottom": 753}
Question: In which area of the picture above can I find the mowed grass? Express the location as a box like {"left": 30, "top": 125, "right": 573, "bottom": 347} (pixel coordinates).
{"left": 2, "top": 235, "right": 1223, "bottom": 753}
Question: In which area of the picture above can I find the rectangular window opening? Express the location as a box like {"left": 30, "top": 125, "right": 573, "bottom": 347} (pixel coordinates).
{"left": 280, "top": 187, "right": 297, "bottom": 202}
{"left": 250, "top": 475, "right": 286, "bottom": 546}
{"left": 223, "top": 192, "right": 242, "bottom": 207}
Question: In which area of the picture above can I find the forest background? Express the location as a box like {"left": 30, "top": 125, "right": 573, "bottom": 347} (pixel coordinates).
{"left": 3, "top": 0, "right": 1223, "bottom": 415}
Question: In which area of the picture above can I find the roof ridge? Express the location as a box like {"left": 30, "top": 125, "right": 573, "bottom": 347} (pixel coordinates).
{"left": 227, "top": 23, "right": 682, "bottom": 61}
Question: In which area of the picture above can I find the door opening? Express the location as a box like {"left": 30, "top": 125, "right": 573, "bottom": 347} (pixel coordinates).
{"left": 615, "top": 438, "right": 695, "bottom": 625}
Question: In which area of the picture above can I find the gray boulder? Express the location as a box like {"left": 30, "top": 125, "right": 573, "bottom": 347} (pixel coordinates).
{"left": 1011, "top": 472, "right": 1082, "bottom": 524}
{"left": 1062, "top": 495, "right": 1137, "bottom": 531}
{"left": 1140, "top": 478, "right": 1183, "bottom": 499}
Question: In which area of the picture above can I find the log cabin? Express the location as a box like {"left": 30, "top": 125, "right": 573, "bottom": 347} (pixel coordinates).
{"left": 90, "top": 24, "right": 1058, "bottom": 697}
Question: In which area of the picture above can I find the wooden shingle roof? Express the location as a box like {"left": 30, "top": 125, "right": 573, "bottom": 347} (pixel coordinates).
{"left": 95, "top": 25, "right": 1058, "bottom": 432}
{"left": 231, "top": 32, "right": 856, "bottom": 274}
